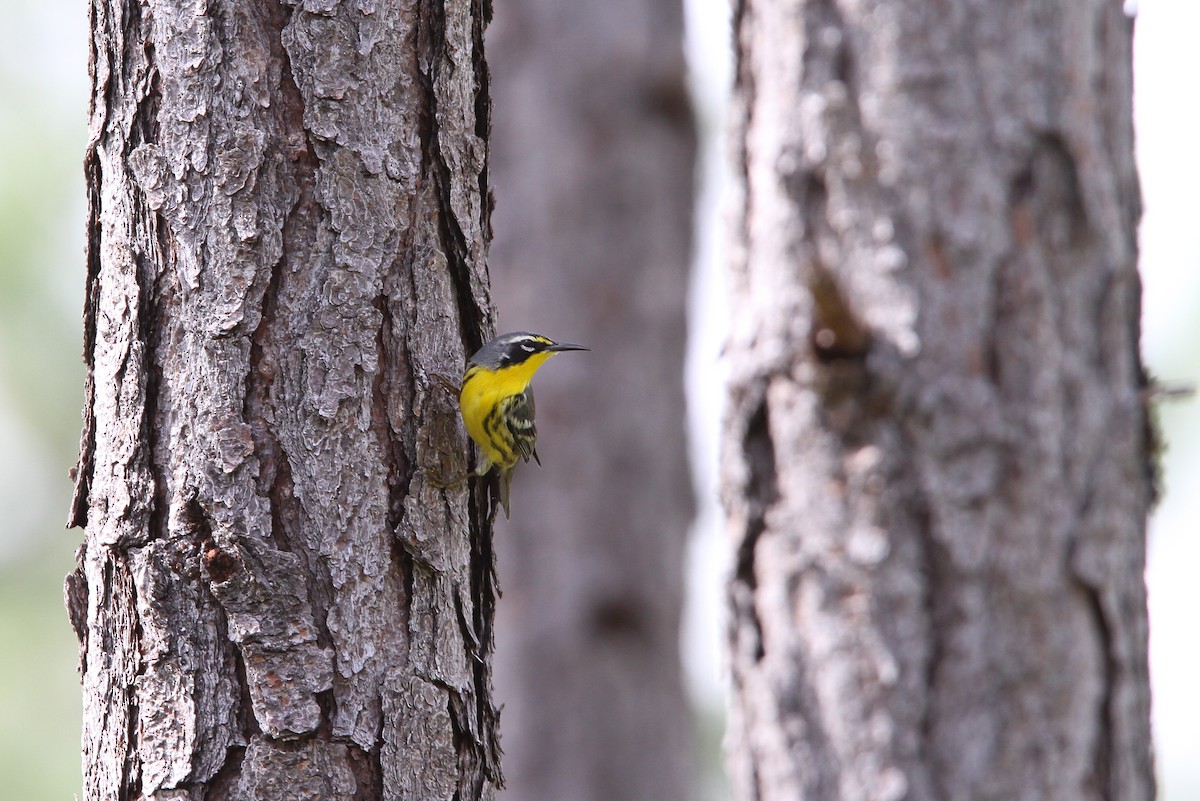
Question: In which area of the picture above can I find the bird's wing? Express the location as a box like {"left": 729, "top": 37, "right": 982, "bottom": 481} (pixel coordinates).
{"left": 509, "top": 387, "right": 539, "bottom": 464}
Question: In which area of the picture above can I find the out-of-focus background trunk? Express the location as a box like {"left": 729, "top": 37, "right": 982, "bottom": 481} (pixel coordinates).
{"left": 722, "top": 2, "right": 1154, "bottom": 799}
{"left": 486, "top": 3, "right": 697, "bottom": 800}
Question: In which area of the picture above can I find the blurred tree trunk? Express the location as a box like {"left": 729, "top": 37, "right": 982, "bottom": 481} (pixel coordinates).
{"left": 487, "top": 2, "right": 696, "bottom": 800}
{"left": 65, "top": 0, "right": 500, "bottom": 799}
{"left": 723, "top": 1, "right": 1153, "bottom": 800}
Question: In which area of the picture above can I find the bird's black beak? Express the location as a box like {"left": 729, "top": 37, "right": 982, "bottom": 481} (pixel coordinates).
{"left": 547, "top": 341, "right": 589, "bottom": 353}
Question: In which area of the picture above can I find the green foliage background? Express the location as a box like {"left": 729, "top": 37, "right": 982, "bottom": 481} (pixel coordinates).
{"left": 0, "top": 2, "right": 88, "bottom": 797}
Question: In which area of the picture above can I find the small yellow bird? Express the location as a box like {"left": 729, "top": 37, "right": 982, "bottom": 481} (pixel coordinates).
{"left": 459, "top": 331, "right": 588, "bottom": 518}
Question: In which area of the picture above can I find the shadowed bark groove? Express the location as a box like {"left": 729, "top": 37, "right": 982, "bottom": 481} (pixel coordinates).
{"left": 723, "top": 2, "right": 1153, "bottom": 800}
{"left": 69, "top": 0, "right": 500, "bottom": 798}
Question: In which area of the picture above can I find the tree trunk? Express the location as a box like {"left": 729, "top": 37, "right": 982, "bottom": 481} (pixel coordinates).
{"left": 66, "top": 0, "right": 500, "bottom": 799}
{"left": 723, "top": 2, "right": 1153, "bottom": 800}
{"left": 486, "top": 2, "right": 696, "bottom": 800}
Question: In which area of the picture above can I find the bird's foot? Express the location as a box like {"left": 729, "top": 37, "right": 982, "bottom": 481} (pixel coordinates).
{"left": 430, "top": 372, "right": 461, "bottom": 396}
{"left": 423, "top": 466, "right": 469, "bottom": 489}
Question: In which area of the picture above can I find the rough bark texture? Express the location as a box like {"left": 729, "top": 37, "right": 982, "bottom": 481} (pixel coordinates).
{"left": 486, "top": 2, "right": 696, "bottom": 800}
{"left": 723, "top": 2, "right": 1152, "bottom": 800}
{"left": 67, "top": 0, "right": 501, "bottom": 799}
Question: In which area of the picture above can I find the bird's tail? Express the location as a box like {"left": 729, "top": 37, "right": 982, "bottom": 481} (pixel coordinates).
{"left": 497, "top": 467, "right": 514, "bottom": 519}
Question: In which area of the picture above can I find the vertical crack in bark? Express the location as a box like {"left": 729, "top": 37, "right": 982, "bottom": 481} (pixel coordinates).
{"left": 244, "top": 0, "right": 304, "bottom": 503}
{"left": 734, "top": 388, "right": 777, "bottom": 663}
{"left": 345, "top": 742, "right": 382, "bottom": 801}
{"left": 460, "top": 458, "right": 503, "bottom": 785}
{"left": 202, "top": 744, "right": 247, "bottom": 801}
{"left": 135, "top": 239, "right": 167, "bottom": 543}
{"left": 374, "top": 291, "right": 415, "bottom": 526}
{"left": 65, "top": 545, "right": 91, "bottom": 672}
{"left": 368, "top": 736, "right": 387, "bottom": 801}
{"left": 470, "top": 0, "right": 493, "bottom": 245}
{"left": 69, "top": 146, "right": 102, "bottom": 529}
{"left": 246, "top": 189, "right": 297, "bottom": 557}
{"left": 1080, "top": 580, "right": 1115, "bottom": 801}
{"left": 912, "top": 488, "right": 950, "bottom": 801}
{"left": 124, "top": 686, "right": 142, "bottom": 801}
{"left": 1136, "top": 363, "right": 1162, "bottom": 507}
{"left": 459, "top": 567, "right": 501, "bottom": 783}
{"left": 197, "top": 606, "right": 254, "bottom": 800}
{"left": 191, "top": 495, "right": 260, "bottom": 789}
{"left": 466, "top": 445, "right": 503, "bottom": 787}
{"left": 418, "top": 0, "right": 489, "bottom": 355}
{"left": 128, "top": 0, "right": 167, "bottom": 545}
{"left": 730, "top": 0, "right": 754, "bottom": 225}
{"left": 108, "top": 550, "right": 146, "bottom": 801}
{"left": 1069, "top": 474, "right": 1121, "bottom": 801}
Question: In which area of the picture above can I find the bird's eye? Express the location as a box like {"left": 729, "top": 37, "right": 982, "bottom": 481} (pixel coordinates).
{"left": 520, "top": 342, "right": 535, "bottom": 352}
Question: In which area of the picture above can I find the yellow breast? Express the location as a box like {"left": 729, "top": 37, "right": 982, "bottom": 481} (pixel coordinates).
{"left": 459, "top": 352, "right": 553, "bottom": 470}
